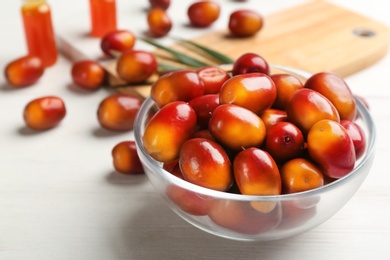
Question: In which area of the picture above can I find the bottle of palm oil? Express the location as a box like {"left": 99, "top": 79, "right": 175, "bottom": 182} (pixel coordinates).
{"left": 89, "top": 0, "right": 117, "bottom": 37}
{"left": 21, "top": 0, "right": 58, "bottom": 67}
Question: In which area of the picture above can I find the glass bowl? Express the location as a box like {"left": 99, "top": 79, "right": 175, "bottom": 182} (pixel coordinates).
{"left": 133, "top": 66, "right": 376, "bottom": 241}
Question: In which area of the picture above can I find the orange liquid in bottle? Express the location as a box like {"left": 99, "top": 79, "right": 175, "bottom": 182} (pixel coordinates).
{"left": 21, "top": 0, "right": 57, "bottom": 67}
{"left": 89, "top": 0, "right": 117, "bottom": 37}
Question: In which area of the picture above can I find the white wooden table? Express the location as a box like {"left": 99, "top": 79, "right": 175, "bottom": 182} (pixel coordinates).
{"left": 1, "top": 1, "right": 389, "bottom": 259}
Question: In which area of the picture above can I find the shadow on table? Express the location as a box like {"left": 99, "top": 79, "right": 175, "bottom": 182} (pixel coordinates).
{"left": 65, "top": 83, "right": 97, "bottom": 95}
{"left": 17, "top": 125, "right": 58, "bottom": 136}
{"left": 113, "top": 198, "right": 309, "bottom": 260}
{"left": 91, "top": 126, "right": 130, "bottom": 138}
{"left": 0, "top": 82, "right": 14, "bottom": 92}
{"left": 105, "top": 170, "right": 148, "bottom": 186}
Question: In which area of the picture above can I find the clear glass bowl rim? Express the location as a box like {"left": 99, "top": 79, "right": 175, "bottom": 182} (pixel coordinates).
{"left": 134, "top": 65, "right": 376, "bottom": 202}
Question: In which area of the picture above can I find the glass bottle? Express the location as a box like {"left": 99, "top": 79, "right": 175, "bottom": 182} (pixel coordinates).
{"left": 89, "top": 0, "right": 117, "bottom": 37}
{"left": 21, "top": 0, "right": 57, "bottom": 67}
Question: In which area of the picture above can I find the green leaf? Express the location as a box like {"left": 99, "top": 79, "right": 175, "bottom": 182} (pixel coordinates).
{"left": 172, "top": 36, "right": 234, "bottom": 64}
{"left": 109, "top": 50, "right": 122, "bottom": 59}
{"left": 157, "top": 62, "right": 183, "bottom": 72}
{"left": 140, "top": 37, "right": 209, "bottom": 68}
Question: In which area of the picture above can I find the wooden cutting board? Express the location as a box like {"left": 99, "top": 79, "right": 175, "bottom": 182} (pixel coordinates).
{"left": 106, "top": 1, "right": 390, "bottom": 98}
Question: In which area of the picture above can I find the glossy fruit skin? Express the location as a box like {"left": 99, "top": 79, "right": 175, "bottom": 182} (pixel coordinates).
{"left": 168, "top": 163, "right": 184, "bottom": 179}
{"left": 340, "top": 119, "right": 366, "bottom": 159}
{"left": 305, "top": 72, "right": 357, "bottom": 120}
{"left": 166, "top": 185, "right": 213, "bottom": 216}
{"left": 143, "top": 101, "right": 197, "bottom": 162}
{"left": 234, "top": 147, "right": 282, "bottom": 196}
{"left": 147, "top": 8, "right": 172, "bottom": 37}
{"left": 260, "top": 109, "right": 287, "bottom": 130}
{"left": 286, "top": 88, "right": 340, "bottom": 135}
{"left": 232, "top": 53, "right": 270, "bottom": 76}
{"left": 112, "top": 141, "right": 143, "bottom": 174}
{"left": 187, "top": 1, "right": 220, "bottom": 28}
{"left": 5, "top": 55, "right": 44, "bottom": 88}
{"left": 208, "top": 199, "right": 281, "bottom": 235}
{"left": 163, "top": 160, "right": 181, "bottom": 175}
{"left": 151, "top": 70, "right": 204, "bottom": 108}
{"left": 149, "top": 0, "right": 170, "bottom": 10}
{"left": 209, "top": 104, "right": 266, "bottom": 151}
{"left": 163, "top": 160, "right": 188, "bottom": 181}
{"left": 196, "top": 66, "right": 230, "bottom": 94}
{"left": 23, "top": 96, "right": 66, "bottom": 130}
{"left": 307, "top": 119, "right": 356, "bottom": 179}
{"left": 265, "top": 122, "right": 305, "bottom": 163}
{"left": 271, "top": 74, "right": 304, "bottom": 110}
{"left": 188, "top": 94, "right": 220, "bottom": 129}
{"left": 97, "top": 93, "right": 143, "bottom": 131}
{"left": 219, "top": 72, "right": 276, "bottom": 115}
{"left": 193, "top": 129, "right": 215, "bottom": 141}
{"left": 280, "top": 158, "right": 324, "bottom": 194}
{"left": 117, "top": 50, "right": 157, "bottom": 84}
{"left": 100, "top": 30, "right": 136, "bottom": 57}
{"left": 71, "top": 60, "right": 105, "bottom": 90}
{"left": 179, "top": 138, "right": 233, "bottom": 191}
{"left": 228, "top": 10, "right": 263, "bottom": 37}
